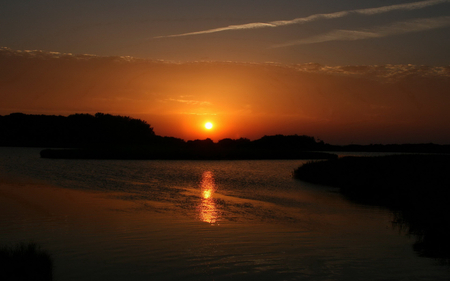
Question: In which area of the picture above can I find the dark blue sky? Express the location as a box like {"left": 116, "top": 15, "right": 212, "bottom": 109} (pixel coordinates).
{"left": 2, "top": 0, "right": 449, "bottom": 65}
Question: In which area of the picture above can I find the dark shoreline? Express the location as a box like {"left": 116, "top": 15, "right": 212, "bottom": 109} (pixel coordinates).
{"left": 40, "top": 146, "right": 338, "bottom": 160}
{"left": 293, "top": 154, "right": 450, "bottom": 263}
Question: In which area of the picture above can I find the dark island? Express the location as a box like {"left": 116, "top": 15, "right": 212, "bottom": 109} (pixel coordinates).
{"left": 294, "top": 155, "right": 450, "bottom": 263}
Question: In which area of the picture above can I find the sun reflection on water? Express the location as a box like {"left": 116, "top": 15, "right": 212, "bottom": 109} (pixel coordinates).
{"left": 198, "top": 171, "right": 219, "bottom": 224}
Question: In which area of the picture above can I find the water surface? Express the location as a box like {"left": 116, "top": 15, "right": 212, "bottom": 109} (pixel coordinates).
{"left": 0, "top": 147, "right": 448, "bottom": 280}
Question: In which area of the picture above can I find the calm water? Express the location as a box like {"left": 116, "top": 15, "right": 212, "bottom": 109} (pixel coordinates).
{"left": 0, "top": 147, "right": 448, "bottom": 280}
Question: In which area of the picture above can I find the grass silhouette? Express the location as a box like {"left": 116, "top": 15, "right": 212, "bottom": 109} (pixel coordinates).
{"left": 0, "top": 242, "right": 53, "bottom": 281}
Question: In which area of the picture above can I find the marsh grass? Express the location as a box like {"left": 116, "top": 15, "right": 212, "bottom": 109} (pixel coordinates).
{"left": 0, "top": 242, "right": 52, "bottom": 281}
{"left": 294, "top": 154, "right": 450, "bottom": 264}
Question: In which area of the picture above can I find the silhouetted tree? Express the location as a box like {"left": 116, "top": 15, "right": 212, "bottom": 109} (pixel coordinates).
{"left": 0, "top": 112, "right": 155, "bottom": 147}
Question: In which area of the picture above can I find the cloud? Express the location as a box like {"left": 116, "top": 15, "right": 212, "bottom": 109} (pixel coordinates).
{"left": 290, "top": 63, "right": 450, "bottom": 81}
{"left": 271, "top": 16, "right": 450, "bottom": 48}
{"left": 154, "top": 23, "right": 278, "bottom": 38}
{"left": 1, "top": 47, "right": 448, "bottom": 80}
{"left": 155, "top": 0, "right": 450, "bottom": 38}
{"left": 164, "top": 98, "right": 212, "bottom": 106}
{"left": 0, "top": 47, "right": 150, "bottom": 63}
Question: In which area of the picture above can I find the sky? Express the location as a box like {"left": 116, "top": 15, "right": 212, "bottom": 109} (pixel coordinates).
{"left": 1, "top": 0, "right": 450, "bottom": 144}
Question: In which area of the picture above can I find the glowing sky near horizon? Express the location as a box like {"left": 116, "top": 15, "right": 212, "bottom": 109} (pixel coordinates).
{"left": 0, "top": 1, "right": 449, "bottom": 144}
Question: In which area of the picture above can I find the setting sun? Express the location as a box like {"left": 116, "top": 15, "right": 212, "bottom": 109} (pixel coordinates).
{"left": 205, "top": 122, "right": 213, "bottom": 130}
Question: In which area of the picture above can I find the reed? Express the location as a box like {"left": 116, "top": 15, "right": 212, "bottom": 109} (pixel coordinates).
{"left": 0, "top": 242, "right": 53, "bottom": 281}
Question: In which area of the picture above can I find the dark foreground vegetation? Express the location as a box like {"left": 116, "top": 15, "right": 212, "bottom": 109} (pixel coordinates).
{"left": 0, "top": 242, "right": 52, "bottom": 281}
{"left": 294, "top": 155, "right": 450, "bottom": 264}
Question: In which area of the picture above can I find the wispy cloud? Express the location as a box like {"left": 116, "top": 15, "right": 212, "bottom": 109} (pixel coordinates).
{"left": 155, "top": 0, "right": 449, "bottom": 38}
{"left": 165, "top": 98, "right": 212, "bottom": 106}
{"left": 290, "top": 63, "right": 450, "bottom": 81}
{"left": 271, "top": 16, "right": 450, "bottom": 48}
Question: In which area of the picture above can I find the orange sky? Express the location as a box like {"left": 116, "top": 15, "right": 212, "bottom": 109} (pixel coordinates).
{"left": 1, "top": 48, "right": 449, "bottom": 144}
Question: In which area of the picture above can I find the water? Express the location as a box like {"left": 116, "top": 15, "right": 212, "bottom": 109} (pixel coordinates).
{"left": 0, "top": 147, "right": 448, "bottom": 280}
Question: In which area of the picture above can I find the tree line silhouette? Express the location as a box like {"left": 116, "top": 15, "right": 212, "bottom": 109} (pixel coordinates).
{"left": 0, "top": 112, "right": 155, "bottom": 147}
{"left": 0, "top": 113, "right": 333, "bottom": 159}
{"left": 1, "top": 112, "right": 449, "bottom": 159}
{"left": 0, "top": 113, "right": 323, "bottom": 147}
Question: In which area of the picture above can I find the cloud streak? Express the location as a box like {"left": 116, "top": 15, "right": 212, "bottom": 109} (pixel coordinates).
{"left": 155, "top": 0, "right": 450, "bottom": 38}
{"left": 271, "top": 16, "right": 450, "bottom": 48}
{"left": 2, "top": 47, "right": 448, "bottom": 80}
{"left": 165, "top": 98, "right": 212, "bottom": 106}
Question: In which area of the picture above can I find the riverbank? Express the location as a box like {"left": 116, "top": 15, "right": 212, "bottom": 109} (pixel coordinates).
{"left": 293, "top": 154, "right": 450, "bottom": 263}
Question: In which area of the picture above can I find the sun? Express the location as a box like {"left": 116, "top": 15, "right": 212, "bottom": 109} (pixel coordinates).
{"left": 204, "top": 122, "right": 213, "bottom": 130}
